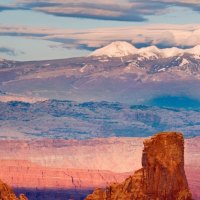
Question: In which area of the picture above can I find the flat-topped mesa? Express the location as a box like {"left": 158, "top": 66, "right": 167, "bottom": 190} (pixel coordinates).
{"left": 85, "top": 132, "right": 193, "bottom": 200}
{"left": 0, "top": 180, "right": 28, "bottom": 200}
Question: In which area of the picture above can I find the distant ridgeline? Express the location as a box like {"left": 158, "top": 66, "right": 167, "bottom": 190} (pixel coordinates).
{"left": 0, "top": 99, "right": 200, "bottom": 139}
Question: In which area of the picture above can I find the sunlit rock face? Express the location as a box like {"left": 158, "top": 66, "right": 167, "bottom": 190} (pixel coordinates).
{"left": 141, "top": 132, "right": 191, "bottom": 200}
{"left": 0, "top": 160, "right": 129, "bottom": 189}
{"left": 0, "top": 179, "right": 27, "bottom": 200}
{"left": 85, "top": 132, "right": 193, "bottom": 200}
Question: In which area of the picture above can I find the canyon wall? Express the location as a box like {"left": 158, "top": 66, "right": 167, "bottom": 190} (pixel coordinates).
{"left": 0, "top": 136, "right": 199, "bottom": 199}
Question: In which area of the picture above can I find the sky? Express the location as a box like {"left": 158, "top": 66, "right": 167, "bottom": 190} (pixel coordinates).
{"left": 0, "top": 0, "right": 200, "bottom": 61}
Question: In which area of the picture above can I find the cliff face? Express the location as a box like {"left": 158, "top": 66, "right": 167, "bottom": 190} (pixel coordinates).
{"left": 0, "top": 160, "right": 130, "bottom": 190}
{"left": 0, "top": 180, "right": 28, "bottom": 200}
{"left": 85, "top": 132, "right": 193, "bottom": 200}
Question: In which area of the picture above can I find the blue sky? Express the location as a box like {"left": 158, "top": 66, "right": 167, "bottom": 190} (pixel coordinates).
{"left": 0, "top": 0, "right": 200, "bottom": 61}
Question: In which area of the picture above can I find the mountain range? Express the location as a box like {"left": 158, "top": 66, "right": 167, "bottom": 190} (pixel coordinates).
{"left": 90, "top": 41, "right": 200, "bottom": 58}
{"left": 0, "top": 42, "right": 200, "bottom": 200}
{"left": 1, "top": 41, "right": 200, "bottom": 104}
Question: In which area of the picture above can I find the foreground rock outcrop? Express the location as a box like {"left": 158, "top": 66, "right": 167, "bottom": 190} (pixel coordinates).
{"left": 0, "top": 179, "right": 28, "bottom": 200}
{"left": 0, "top": 136, "right": 199, "bottom": 200}
{"left": 85, "top": 132, "right": 193, "bottom": 200}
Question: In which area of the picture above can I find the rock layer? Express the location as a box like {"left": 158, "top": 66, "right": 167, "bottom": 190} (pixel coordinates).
{"left": 85, "top": 132, "right": 193, "bottom": 200}
{"left": 0, "top": 179, "right": 28, "bottom": 200}
{"left": 0, "top": 160, "right": 129, "bottom": 189}
{"left": 0, "top": 136, "right": 199, "bottom": 199}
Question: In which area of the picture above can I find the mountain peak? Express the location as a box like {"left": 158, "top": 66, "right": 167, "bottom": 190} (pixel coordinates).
{"left": 186, "top": 45, "right": 200, "bottom": 55}
{"left": 90, "top": 41, "right": 200, "bottom": 59}
{"left": 90, "top": 41, "right": 137, "bottom": 57}
{"left": 138, "top": 45, "right": 161, "bottom": 59}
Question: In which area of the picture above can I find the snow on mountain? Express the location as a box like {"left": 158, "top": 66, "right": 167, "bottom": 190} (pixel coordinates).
{"left": 138, "top": 46, "right": 161, "bottom": 59}
{"left": 161, "top": 47, "right": 184, "bottom": 58}
{"left": 90, "top": 41, "right": 138, "bottom": 57}
{"left": 186, "top": 45, "right": 200, "bottom": 55}
{"left": 180, "top": 58, "right": 190, "bottom": 67}
{"left": 90, "top": 41, "right": 200, "bottom": 59}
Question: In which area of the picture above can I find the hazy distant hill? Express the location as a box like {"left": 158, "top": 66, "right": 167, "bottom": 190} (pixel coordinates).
{"left": 0, "top": 100, "right": 200, "bottom": 139}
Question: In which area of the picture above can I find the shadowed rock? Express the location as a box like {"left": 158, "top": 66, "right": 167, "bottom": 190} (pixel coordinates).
{"left": 85, "top": 132, "right": 194, "bottom": 200}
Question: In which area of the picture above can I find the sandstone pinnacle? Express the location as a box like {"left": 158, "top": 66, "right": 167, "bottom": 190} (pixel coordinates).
{"left": 85, "top": 132, "right": 194, "bottom": 200}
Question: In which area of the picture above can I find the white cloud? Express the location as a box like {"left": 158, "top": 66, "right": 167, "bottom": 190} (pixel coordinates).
{"left": 0, "top": 24, "right": 200, "bottom": 50}
{"left": 11, "top": 0, "right": 200, "bottom": 22}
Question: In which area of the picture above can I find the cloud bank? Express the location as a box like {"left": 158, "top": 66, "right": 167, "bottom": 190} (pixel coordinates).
{"left": 0, "top": 24, "right": 200, "bottom": 51}
{"left": 0, "top": 0, "right": 199, "bottom": 22}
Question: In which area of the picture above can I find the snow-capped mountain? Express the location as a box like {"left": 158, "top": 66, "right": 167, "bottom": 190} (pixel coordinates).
{"left": 1, "top": 42, "right": 200, "bottom": 103}
{"left": 90, "top": 41, "right": 138, "bottom": 57}
{"left": 90, "top": 41, "right": 200, "bottom": 59}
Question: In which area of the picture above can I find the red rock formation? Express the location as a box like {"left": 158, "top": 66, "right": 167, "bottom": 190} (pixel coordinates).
{"left": 85, "top": 132, "right": 194, "bottom": 200}
{"left": 0, "top": 179, "right": 28, "bottom": 200}
{"left": 0, "top": 160, "right": 130, "bottom": 189}
{"left": 0, "top": 136, "right": 199, "bottom": 199}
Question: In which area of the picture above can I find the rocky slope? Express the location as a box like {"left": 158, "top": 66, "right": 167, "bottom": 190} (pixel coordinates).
{"left": 85, "top": 132, "right": 193, "bottom": 200}
{"left": 0, "top": 179, "right": 27, "bottom": 200}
